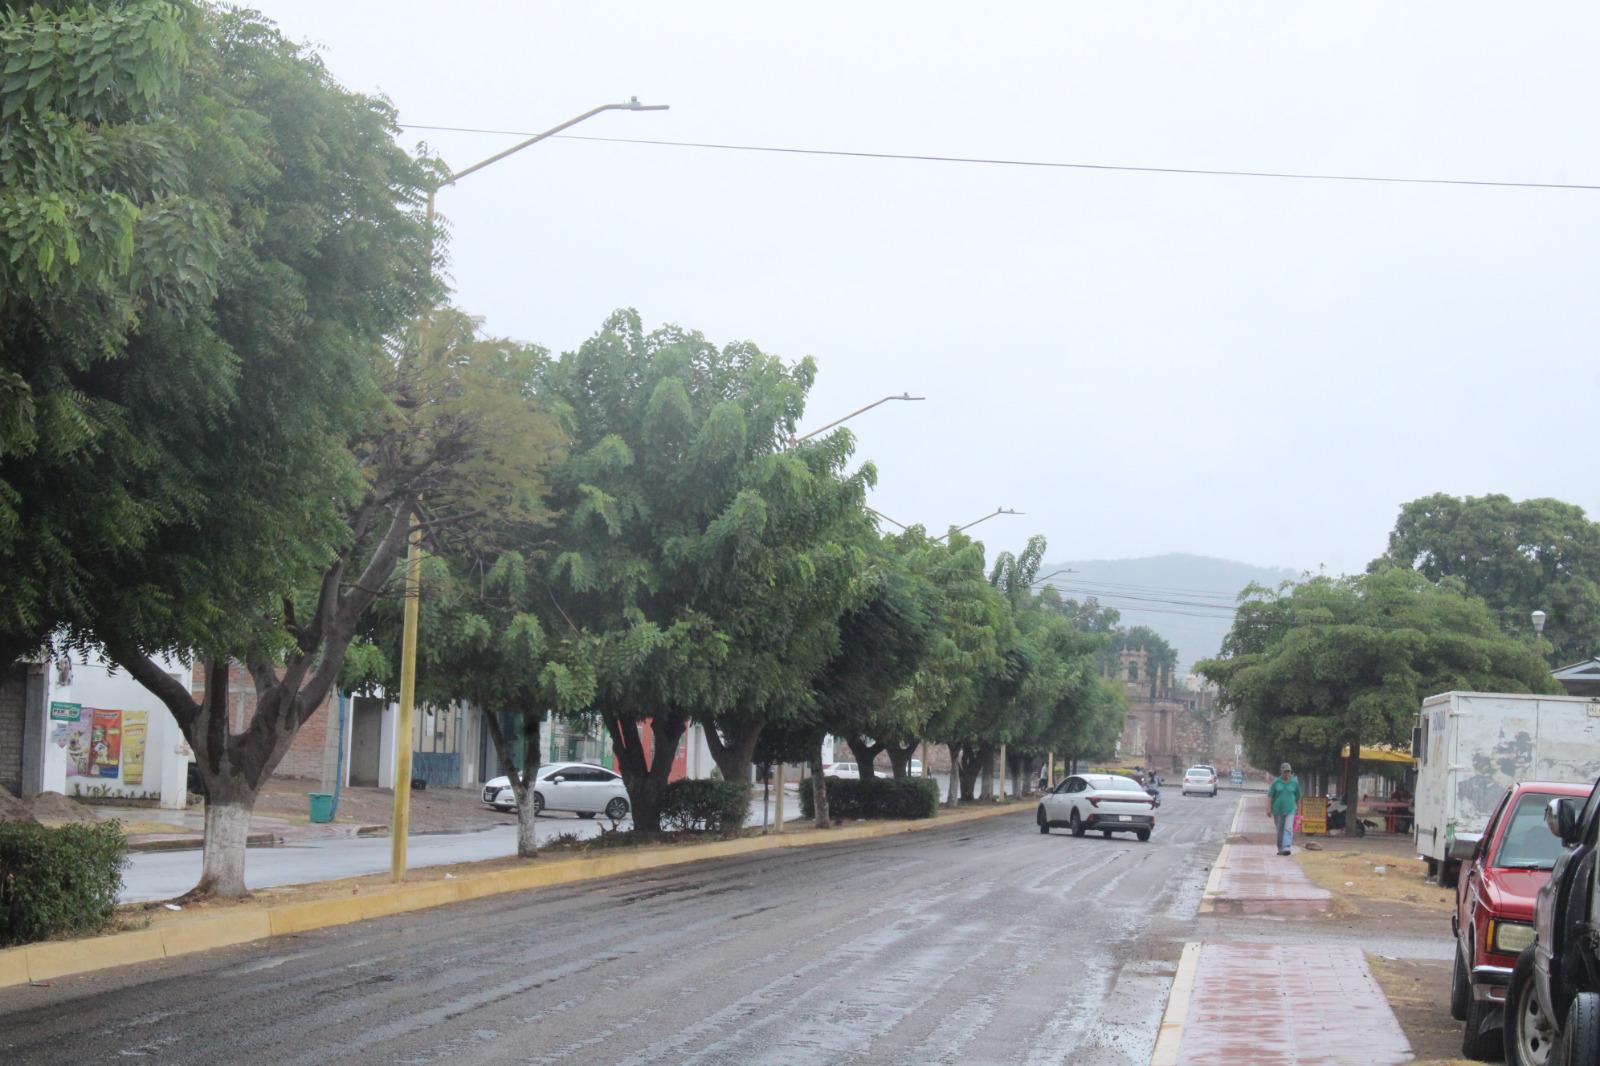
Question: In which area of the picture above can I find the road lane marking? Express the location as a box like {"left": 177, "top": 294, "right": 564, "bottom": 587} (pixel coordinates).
{"left": 1149, "top": 941, "right": 1201, "bottom": 1066}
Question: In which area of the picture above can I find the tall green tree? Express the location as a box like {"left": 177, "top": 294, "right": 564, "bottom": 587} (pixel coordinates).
{"left": 529, "top": 311, "right": 856, "bottom": 831}
{"left": 1198, "top": 567, "right": 1556, "bottom": 830}
{"left": 1376, "top": 493, "right": 1600, "bottom": 664}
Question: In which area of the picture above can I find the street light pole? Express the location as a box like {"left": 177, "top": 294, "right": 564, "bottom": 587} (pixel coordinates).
{"left": 789, "top": 393, "right": 923, "bottom": 448}
{"left": 391, "top": 98, "right": 668, "bottom": 884}
{"left": 934, "top": 507, "right": 1023, "bottom": 542}
{"left": 1532, "top": 609, "right": 1548, "bottom": 662}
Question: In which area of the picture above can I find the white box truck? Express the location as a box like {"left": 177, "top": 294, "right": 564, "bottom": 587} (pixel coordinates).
{"left": 1414, "top": 691, "right": 1600, "bottom": 885}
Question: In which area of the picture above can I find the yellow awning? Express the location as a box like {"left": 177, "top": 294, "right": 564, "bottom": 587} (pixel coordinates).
{"left": 1340, "top": 744, "right": 1415, "bottom": 764}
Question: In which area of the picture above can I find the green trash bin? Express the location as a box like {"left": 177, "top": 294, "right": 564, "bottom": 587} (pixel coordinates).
{"left": 308, "top": 792, "right": 334, "bottom": 823}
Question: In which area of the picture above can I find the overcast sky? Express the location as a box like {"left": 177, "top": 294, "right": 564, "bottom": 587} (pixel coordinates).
{"left": 249, "top": 2, "right": 1600, "bottom": 578}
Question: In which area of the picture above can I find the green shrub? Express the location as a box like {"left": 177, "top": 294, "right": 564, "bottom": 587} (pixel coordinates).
{"left": 799, "top": 776, "right": 940, "bottom": 820}
{"left": 0, "top": 821, "right": 127, "bottom": 946}
{"left": 660, "top": 779, "right": 750, "bottom": 832}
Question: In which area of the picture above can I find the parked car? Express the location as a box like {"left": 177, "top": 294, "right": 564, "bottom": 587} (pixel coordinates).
{"left": 1505, "top": 777, "right": 1600, "bottom": 1066}
{"left": 1451, "top": 781, "right": 1589, "bottom": 1060}
{"left": 1037, "top": 773, "right": 1156, "bottom": 841}
{"left": 1181, "top": 766, "right": 1218, "bottom": 798}
{"left": 481, "top": 762, "right": 631, "bottom": 820}
{"left": 823, "top": 762, "right": 887, "bottom": 780}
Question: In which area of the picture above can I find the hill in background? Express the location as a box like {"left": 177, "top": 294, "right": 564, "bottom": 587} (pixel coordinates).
{"left": 1038, "top": 553, "right": 1301, "bottom": 673}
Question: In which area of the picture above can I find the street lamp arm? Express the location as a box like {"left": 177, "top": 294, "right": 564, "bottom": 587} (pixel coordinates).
{"left": 867, "top": 507, "right": 910, "bottom": 531}
{"left": 445, "top": 98, "right": 669, "bottom": 185}
{"left": 934, "top": 507, "right": 1022, "bottom": 541}
{"left": 792, "top": 392, "right": 924, "bottom": 445}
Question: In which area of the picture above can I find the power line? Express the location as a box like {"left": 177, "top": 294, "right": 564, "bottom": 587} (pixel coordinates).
{"left": 397, "top": 124, "right": 1600, "bottom": 192}
{"left": 1039, "top": 576, "right": 1243, "bottom": 603}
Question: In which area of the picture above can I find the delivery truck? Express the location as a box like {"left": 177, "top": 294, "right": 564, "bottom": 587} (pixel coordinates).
{"left": 1413, "top": 691, "right": 1600, "bottom": 886}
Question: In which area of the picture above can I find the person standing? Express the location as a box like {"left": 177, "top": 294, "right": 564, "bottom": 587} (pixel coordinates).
{"left": 1269, "top": 762, "right": 1301, "bottom": 855}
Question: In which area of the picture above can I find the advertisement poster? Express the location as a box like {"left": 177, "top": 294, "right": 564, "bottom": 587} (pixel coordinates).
{"left": 122, "top": 711, "right": 148, "bottom": 786}
{"left": 62, "top": 717, "right": 94, "bottom": 777}
{"left": 1300, "top": 795, "right": 1329, "bottom": 835}
{"left": 90, "top": 708, "right": 123, "bottom": 779}
{"left": 49, "top": 700, "right": 81, "bottom": 722}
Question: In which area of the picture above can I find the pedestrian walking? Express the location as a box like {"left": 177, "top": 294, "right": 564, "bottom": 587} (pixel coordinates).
{"left": 1269, "top": 762, "right": 1301, "bottom": 855}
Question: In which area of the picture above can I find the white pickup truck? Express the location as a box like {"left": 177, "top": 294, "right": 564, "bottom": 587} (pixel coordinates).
{"left": 1413, "top": 691, "right": 1600, "bottom": 885}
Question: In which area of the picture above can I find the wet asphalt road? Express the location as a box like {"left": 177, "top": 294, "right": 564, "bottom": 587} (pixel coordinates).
{"left": 0, "top": 794, "right": 1235, "bottom": 1066}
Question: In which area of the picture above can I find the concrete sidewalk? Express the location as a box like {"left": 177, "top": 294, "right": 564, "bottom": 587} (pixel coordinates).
{"left": 1161, "top": 942, "right": 1412, "bottom": 1065}
{"left": 1201, "top": 796, "right": 1331, "bottom": 915}
{"left": 1155, "top": 797, "right": 1410, "bottom": 1065}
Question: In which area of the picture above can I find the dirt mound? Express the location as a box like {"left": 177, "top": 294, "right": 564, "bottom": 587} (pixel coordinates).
{"left": 27, "top": 790, "right": 101, "bottom": 824}
{"left": 0, "top": 784, "right": 38, "bottom": 824}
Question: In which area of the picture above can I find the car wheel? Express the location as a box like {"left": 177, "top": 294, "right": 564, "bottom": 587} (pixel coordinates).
{"left": 1450, "top": 943, "right": 1470, "bottom": 1022}
{"left": 1136, "top": 829, "right": 1151, "bottom": 842}
{"left": 605, "top": 798, "right": 630, "bottom": 820}
{"left": 1463, "top": 988, "right": 1503, "bottom": 1061}
{"left": 1508, "top": 947, "right": 1555, "bottom": 1066}
{"left": 532, "top": 792, "right": 545, "bottom": 816}
{"left": 1102, "top": 829, "right": 1113, "bottom": 838}
{"left": 1070, "top": 810, "right": 1085, "bottom": 837}
{"left": 1558, "top": 991, "right": 1600, "bottom": 1066}
{"left": 578, "top": 811, "right": 595, "bottom": 819}
{"left": 1037, "top": 806, "right": 1050, "bottom": 834}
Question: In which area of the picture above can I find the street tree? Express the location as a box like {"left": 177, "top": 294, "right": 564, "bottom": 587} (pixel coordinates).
{"left": 1376, "top": 493, "right": 1600, "bottom": 664}
{"left": 530, "top": 311, "right": 849, "bottom": 831}
{"left": 1197, "top": 567, "right": 1556, "bottom": 831}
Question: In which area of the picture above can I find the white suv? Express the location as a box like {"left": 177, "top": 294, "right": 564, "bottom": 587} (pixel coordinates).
{"left": 1181, "top": 766, "right": 1219, "bottom": 797}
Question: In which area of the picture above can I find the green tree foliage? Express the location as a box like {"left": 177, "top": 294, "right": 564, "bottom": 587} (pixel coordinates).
{"left": 1197, "top": 567, "right": 1556, "bottom": 807}
{"left": 528, "top": 310, "right": 866, "bottom": 831}
{"left": 0, "top": 1, "right": 438, "bottom": 668}
{"left": 1376, "top": 493, "right": 1600, "bottom": 664}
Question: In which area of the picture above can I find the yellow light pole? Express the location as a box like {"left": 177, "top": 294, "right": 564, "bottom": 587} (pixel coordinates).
{"left": 390, "top": 97, "right": 668, "bottom": 883}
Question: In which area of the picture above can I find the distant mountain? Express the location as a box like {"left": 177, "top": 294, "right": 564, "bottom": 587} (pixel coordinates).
{"left": 1037, "top": 553, "right": 1301, "bottom": 673}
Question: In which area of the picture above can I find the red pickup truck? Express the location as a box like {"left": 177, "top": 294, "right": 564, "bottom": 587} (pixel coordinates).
{"left": 1452, "top": 780, "right": 1590, "bottom": 1060}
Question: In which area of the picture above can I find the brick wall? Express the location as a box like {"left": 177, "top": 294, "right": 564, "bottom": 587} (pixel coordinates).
{"left": 0, "top": 662, "right": 25, "bottom": 794}
{"left": 190, "top": 663, "right": 336, "bottom": 784}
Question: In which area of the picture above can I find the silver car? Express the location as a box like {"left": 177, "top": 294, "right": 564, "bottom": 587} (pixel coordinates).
{"left": 481, "top": 761, "right": 631, "bottom": 820}
{"left": 1181, "top": 766, "right": 1219, "bottom": 797}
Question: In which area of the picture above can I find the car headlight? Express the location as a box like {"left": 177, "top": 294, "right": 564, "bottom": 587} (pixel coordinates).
{"left": 1491, "top": 920, "right": 1536, "bottom": 956}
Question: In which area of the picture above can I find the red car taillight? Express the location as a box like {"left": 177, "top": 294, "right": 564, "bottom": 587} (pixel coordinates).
{"left": 1088, "top": 797, "right": 1101, "bottom": 807}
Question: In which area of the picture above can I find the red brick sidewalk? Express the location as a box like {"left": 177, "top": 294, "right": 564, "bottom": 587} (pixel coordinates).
{"left": 1173, "top": 943, "right": 1411, "bottom": 1065}
{"left": 1206, "top": 797, "right": 1331, "bottom": 914}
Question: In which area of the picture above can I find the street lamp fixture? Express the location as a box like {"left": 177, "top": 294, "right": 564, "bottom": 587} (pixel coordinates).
{"left": 390, "top": 97, "right": 667, "bottom": 884}
{"left": 790, "top": 393, "right": 924, "bottom": 447}
{"left": 934, "top": 507, "right": 1023, "bottom": 541}
{"left": 1532, "top": 610, "right": 1548, "bottom": 635}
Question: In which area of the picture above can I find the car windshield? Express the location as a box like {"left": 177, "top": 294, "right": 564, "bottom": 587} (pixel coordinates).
{"left": 1493, "top": 793, "right": 1571, "bottom": 870}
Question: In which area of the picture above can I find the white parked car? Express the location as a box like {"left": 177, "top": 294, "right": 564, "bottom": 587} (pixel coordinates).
{"left": 481, "top": 762, "right": 631, "bottom": 820}
{"left": 823, "top": 762, "right": 888, "bottom": 780}
{"left": 1181, "top": 766, "right": 1219, "bottom": 797}
{"left": 1037, "top": 774, "right": 1157, "bottom": 841}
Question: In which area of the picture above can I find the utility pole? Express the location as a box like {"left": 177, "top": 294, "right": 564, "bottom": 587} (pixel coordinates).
{"left": 774, "top": 760, "right": 786, "bottom": 833}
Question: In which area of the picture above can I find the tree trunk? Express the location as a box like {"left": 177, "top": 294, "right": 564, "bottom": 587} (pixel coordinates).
{"left": 979, "top": 748, "right": 994, "bottom": 801}
{"left": 958, "top": 745, "right": 983, "bottom": 802}
{"left": 810, "top": 749, "right": 830, "bottom": 828}
{"left": 607, "top": 712, "right": 686, "bottom": 833}
{"left": 946, "top": 743, "right": 962, "bottom": 807}
{"left": 886, "top": 742, "right": 915, "bottom": 780}
{"left": 1342, "top": 737, "right": 1361, "bottom": 838}
{"left": 847, "top": 735, "right": 884, "bottom": 780}
{"left": 193, "top": 781, "right": 255, "bottom": 899}
{"left": 484, "top": 709, "right": 542, "bottom": 858}
{"left": 704, "top": 719, "right": 762, "bottom": 783}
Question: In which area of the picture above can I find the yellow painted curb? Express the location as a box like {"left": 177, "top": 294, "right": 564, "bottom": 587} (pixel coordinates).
{"left": 26, "top": 928, "right": 166, "bottom": 983}
{"left": 1150, "top": 941, "right": 1202, "bottom": 1066}
{"left": 1198, "top": 843, "right": 1231, "bottom": 914}
{"left": 0, "top": 800, "right": 1026, "bottom": 989}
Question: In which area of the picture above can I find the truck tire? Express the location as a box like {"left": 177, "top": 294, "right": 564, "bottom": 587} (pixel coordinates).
{"left": 1441, "top": 858, "right": 1460, "bottom": 889}
{"left": 1463, "top": 990, "right": 1502, "bottom": 1060}
{"left": 1451, "top": 944, "right": 1470, "bottom": 1022}
{"left": 1508, "top": 947, "right": 1557, "bottom": 1066}
{"left": 1558, "top": 992, "right": 1600, "bottom": 1066}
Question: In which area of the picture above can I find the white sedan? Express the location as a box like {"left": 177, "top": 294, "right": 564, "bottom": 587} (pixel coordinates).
{"left": 1180, "top": 766, "right": 1219, "bottom": 797}
{"left": 481, "top": 762, "right": 631, "bottom": 820}
{"left": 1037, "top": 773, "right": 1156, "bottom": 841}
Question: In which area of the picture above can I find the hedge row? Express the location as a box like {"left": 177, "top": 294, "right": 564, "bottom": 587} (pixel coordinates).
{"left": 799, "top": 775, "right": 940, "bottom": 821}
{"left": 660, "top": 779, "right": 750, "bottom": 832}
{"left": 0, "top": 821, "right": 127, "bottom": 946}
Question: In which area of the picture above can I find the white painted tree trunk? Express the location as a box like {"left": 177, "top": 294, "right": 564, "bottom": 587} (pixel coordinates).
{"left": 515, "top": 797, "right": 539, "bottom": 858}
{"left": 198, "top": 800, "right": 253, "bottom": 898}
